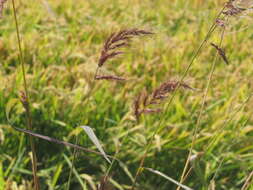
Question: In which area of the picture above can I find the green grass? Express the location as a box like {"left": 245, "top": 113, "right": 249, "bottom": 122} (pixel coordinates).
{"left": 0, "top": 0, "right": 253, "bottom": 189}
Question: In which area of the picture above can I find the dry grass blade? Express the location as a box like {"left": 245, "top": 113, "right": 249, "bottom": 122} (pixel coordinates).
{"left": 80, "top": 126, "right": 111, "bottom": 164}
{"left": 95, "top": 75, "right": 126, "bottom": 81}
{"left": 98, "top": 28, "right": 153, "bottom": 67}
{"left": 133, "top": 81, "right": 193, "bottom": 120}
{"left": 0, "top": 0, "right": 7, "bottom": 18}
{"left": 241, "top": 171, "right": 253, "bottom": 190}
{"left": 144, "top": 168, "right": 193, "bottom": 190}
{"left": 210, "top": 43, "right": 229, "bottom": 65}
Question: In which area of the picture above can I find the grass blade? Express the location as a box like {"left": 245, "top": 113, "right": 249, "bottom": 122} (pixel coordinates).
{"left": 80, "top": 126, "right": 111, "bottom": 164}
{"left": 144, "top": 168, "right": 193, "bottom": 190}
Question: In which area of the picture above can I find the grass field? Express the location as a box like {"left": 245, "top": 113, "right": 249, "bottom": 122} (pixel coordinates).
{"left": 0, "top": 0, "right": 253, "bottom": 189}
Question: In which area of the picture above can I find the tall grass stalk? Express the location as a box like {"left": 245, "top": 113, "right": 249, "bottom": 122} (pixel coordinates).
{"left": 11, "top": 0, "right": 39, "bottom": 189}
{"left": 176, "top": 18, "right": 227, "bottom": 190}
{"left": 130, "top": 6, "right": 226, "bottom": 190}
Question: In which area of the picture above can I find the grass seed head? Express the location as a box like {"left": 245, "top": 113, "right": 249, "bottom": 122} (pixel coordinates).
{"left": 98, "top": 28, "right": 153, "bottom": 67}
{"left": 210, "top": 43, "right": 229, "bottom": 65}
{"left": 223, "top": 0, "right": 245, "bottom": 16}
{"left": 215, "top": 18, "right": 226, "bottom": 28}
{"left": 133, "top": 81, "right": 193, "bottom": 120}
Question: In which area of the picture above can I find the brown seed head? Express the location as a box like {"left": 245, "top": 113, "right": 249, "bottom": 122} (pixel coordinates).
{"left": 133, "top": 81, "right": 193, "bottom": 120}
{"left": 215, "top": 18, "right": 226, "bottom": 28}
{"left": 223, "top": 0, "right": 244, "bottom": 16}
{"left": 98, "top": 28, "right": 153, "bottom": 67}
{"left": 210, "top": 43, "right": 229, "bottom": 65}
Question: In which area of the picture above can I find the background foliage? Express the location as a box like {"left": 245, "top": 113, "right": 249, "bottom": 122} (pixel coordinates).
{"left": 0, "top": 0, "right": 253, "bottom": 189}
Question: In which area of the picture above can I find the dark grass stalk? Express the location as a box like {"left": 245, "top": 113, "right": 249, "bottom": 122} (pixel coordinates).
{"left": 11, "top": 0, "right": 39, "bottom": 189}
{"left": 12, "top": 126, "right": 118, "bottom": 158}
{"left": 130, "top": 6, "right": 226, "bottom": 190}
{"left": 176, "top": 19, "right": 227, "bottom": 190}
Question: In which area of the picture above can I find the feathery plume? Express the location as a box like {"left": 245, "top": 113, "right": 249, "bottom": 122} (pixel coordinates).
{"left": 98, "top": 29, "right": 153, "bottom": 67}
{"left": 95, "top": 28, "right": 153, "bottom": 81}
{"left": 133, "top": 81, "right": 194, "bottom": 120}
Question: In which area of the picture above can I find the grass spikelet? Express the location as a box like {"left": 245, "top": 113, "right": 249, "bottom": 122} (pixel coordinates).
{"left": 96, "top": 28, "right": 153, "bottom": 80}
{"left": 133, "top": 81, "right": 193, "bottom": 120}
{"left": 98, "top": 28, "right": 153, "bottom": 67}
{"left": 210, "top": 43, "right": 229, "bottom": 65}
{"left": 223, "top": 0, "right": 245, "bottom": 16}
{"left": 151, "top": 81, "right": 194, "bottom": 104}
{"left": 215, "top": 18, "right": 226, "bottom": 28}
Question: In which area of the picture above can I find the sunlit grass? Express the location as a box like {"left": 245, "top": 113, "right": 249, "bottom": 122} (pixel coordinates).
{"left": 0, "top": 0, "right": 253, "bottom": 189}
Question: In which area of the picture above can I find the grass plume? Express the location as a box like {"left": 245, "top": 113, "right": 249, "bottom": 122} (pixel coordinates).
{"left": 134, "top": 81, "right": 193, "bottom": 120}
{"left": 210, "top": 42, "right": 229, "bottom": 65}
{"left": 95, "top": 28, "right": 153, "bottom": 81}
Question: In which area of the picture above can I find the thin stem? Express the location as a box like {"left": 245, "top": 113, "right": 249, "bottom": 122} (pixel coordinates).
{"left": 130, "top": 6, "right": 225, "bottom": 190}
{"left": 241, "top": 171, "right": 253, "bottom": 190}
{"left": 11, "top": 0, "right": 39, "bottom": 189}
{"left": 66, "top": 135, "right": 79, "bottom": 190}
{"left": 176, "top": 19, "right": 227, "bottom": 190}
{"left": 94, "top": 66, "right": 99, "bottom": 80}
{"left": 66, "top": 67, "right": 100, "bottom": 189}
